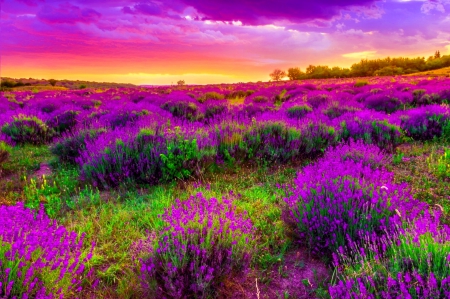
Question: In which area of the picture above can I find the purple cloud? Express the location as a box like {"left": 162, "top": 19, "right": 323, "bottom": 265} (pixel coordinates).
{"left": 179, "top": 0, "right": 381, "bottom": 24}
{"left": 37, "top": 2, "right": 101, "bottom": 24}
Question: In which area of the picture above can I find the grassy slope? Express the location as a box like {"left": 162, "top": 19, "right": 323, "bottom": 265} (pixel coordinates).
{"left": 405, "top": 66, "right": 450, "bottom": 77}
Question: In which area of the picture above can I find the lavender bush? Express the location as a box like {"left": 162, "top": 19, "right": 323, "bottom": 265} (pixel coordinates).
{"left": 394, "top": 105, "right": 450, "bottom": 140}
{"left": 0, "top": 203, "right": 94, "bottom": 298}
{"left": 2, "top": 115, "right": 55, "bottom": 145}
{"left": 139, "top": 193, "right": 254, "bottom": 299}
{"left": 285, "top": 143, "right": 419, "bottom": 256}
{"left": 330, "top": 210, "right": 450, "bottom": 299}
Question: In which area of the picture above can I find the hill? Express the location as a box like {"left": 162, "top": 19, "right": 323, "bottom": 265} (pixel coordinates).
{"left": 406, "top": 66, "right": 450, "bottom": 77}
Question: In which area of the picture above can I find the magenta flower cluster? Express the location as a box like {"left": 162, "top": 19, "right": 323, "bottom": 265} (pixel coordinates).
{"left": 284, "top": 140, "right": 426, "bottom": 256}
{"left": 0, "top": 203, "right": 94, "bottom": 298}
{"left": 139, "top": 193, "right": 254, "bottom": 298}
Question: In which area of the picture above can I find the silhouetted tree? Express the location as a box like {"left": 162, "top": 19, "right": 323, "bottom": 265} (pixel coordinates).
{"left": 269, "top": 69, "right": 286, "bottom": 81}
{"left": 48, "top": 79, "right": 58, "bottom": 86}
{"left": 177, "top": 80, "right": 185, "bottom": 86}
{"left": 287, "top": 67, "right": 304, "bottom": 80}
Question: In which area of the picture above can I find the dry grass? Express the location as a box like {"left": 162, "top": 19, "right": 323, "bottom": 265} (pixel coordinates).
{"left": 405, "top": 67, "right": 450, "bottom": 77}
{"left": 11, "top": 86, "right": 69, "bottom": 91}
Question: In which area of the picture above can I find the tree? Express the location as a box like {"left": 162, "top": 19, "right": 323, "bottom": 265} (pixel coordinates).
{"left": 177, "top": 80, "right": 185, "bottom": 86}
{"left": 435, "top": 50, "right": 441, "bottom": 59}
{"left": 48, "top": 79, "right": 58, "bottom": 86}
{"left": 269, "top": 69, "right": 286, "bottom": 81}
{"left": 287, "top": 67, "right": 304, "bottom": 80}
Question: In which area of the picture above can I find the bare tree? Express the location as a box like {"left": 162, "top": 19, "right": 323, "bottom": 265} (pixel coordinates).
{"left": 269, "top": 69, "right": 286, "bottom": 81}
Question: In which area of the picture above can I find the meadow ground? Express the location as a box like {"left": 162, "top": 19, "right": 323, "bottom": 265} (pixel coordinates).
{"left": 1, "top": 76, "right": 450, "bottom": 298}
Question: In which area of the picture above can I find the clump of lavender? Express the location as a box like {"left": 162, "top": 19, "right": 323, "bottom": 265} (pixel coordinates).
{"left": 46, "top": 110, "right": 79, "bottom": 134}
{"left": 337, "top": 110, "right": 402, "bottom": 152}
{"left": 51, "top": 128, "right": 105, "bottom": 164}
{"left": 0, "top": 202, "right": 94, "bottom": 298}
{"left": 329, "top": 209, "right": 450, "bottom": 298}
{"left": 324, "top": 139, "right": 391, "bottom": 170}
{"left": 1, "top": 115, "right": 55, "bottom": 145}
{"left": 394, "top": 104, "right": 450, "bottom": 140}
{"left": 140, "top": 193, "right": 254, "bottom": 299}
{"left": 286, "top": 105, "right": 312, "bottom": 119}
{"left": 284, "top": 143, "right": 416, "bottom": 257}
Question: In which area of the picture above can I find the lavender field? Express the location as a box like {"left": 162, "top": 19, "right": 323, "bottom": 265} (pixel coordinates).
{"left": 1, "top": 76, "right": 450, "bottom": 298}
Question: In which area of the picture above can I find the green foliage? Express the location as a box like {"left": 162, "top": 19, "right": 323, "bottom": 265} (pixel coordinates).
{"left": 23, "top": 167, "right": 82, "bottom": 217}
{"left": 0, "top": 141, "right": 11, "bottom": 166}
{"left": 392, "top": 151, "right": 405, "bottom": 165}
{"left": 354, "top": 80, "right": 369, "bottom": 87}
{"left": 160, "top": 138, "right": 200, "bottom": 181}
{"left": 283, "top": 52, "right": 450, "bottom": 79}
{"left": 287, "top": 67, "right": 304, "bottom": 80}
{"left": 427, "top": 148, "right": 450, "bottom": 179}
{"left": 79, "top": 84, "right": 87, "bottom": 89}
{"left": 2, "top": 145, "right": 53, "bottom": 173}
{"left": 197, "top": 91, "right": 225, "bottom": 103}
{"left": 286, "top": 105, "right": 312, "bottom": 119}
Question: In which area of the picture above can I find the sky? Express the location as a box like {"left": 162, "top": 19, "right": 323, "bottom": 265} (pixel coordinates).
{"left": 1, "top": 0, "right": 450, "bottom": 85}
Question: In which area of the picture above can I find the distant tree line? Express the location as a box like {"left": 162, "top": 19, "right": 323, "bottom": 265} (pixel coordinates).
{"left": 270, "top": 51, "right": 450, "bottom": 81}
{"left": 0, "top": 80, "right": 32, "bottom": 89}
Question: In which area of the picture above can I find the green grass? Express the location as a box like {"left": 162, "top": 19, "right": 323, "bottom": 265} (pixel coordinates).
{"left": 43, "top": 161, "right": 299, "bottom": 297}
{"left": 2, "top": 145, "right": 54, "bottom": 173}
{"left": 391, "top": 140, "right": 450, "bottom": 215}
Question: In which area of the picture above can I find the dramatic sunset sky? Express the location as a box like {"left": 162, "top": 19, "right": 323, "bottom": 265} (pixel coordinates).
{"left": 1, "top": 0, "right": 450, "bottom": 84}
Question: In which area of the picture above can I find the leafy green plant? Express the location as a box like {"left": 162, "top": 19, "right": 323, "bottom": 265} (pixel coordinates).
{"left": 160, "top": 138, "right": 200, "bottom": 181}
{"left": 392, "top": 150, "right": 405, "bottom": 165}
{"left": 427, "top": 148, "right": 450, "bottom": 179}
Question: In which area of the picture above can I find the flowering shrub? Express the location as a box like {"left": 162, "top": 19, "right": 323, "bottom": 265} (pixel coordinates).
{"left": 140, "top": 193, "right": 254, "bottom": 298}
{"left": 396, "top": 105, "right": 450, "bottom": 140}
{"left": 286, "top": 105, "right": 312, "bottom": 119}
{"left": 161, "top": 100, "right": 199, "bottom": 121}
{"left": 46, "top": 110, "right": 79, "bottom": 134}
{"left": 329, "top": 210, "right": 450, "bottom": 299}
{"left": 323, "top": 139, "right": 391, "bottom": 169}
{"left": 306, "top": 91, "right": 331, "bottom": 108}
{"left": 0, "top": 203, "right": 94, "bottom": 298}
{"left": 322, "top": 103, "right": 359, "bottom": 119}
{"left": 2, "top": 115, "right": 55, "bottom": 145}
{"left": 51, "top": 129, "right": 105, "bottom": 164}
{"left": 79, "top": 127, "right": 216, "bottom": 188}
{"left": 338, "top": 111, "right": 402, "bottom": 151}
{"left": 285, "top": 143, "right": 416, "bottom": 256}
{"left": 365, "top": 93, "right": 403, "bottom": 113}
{"left": 243, "top": 122, "right": 303, "bottom": 163}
